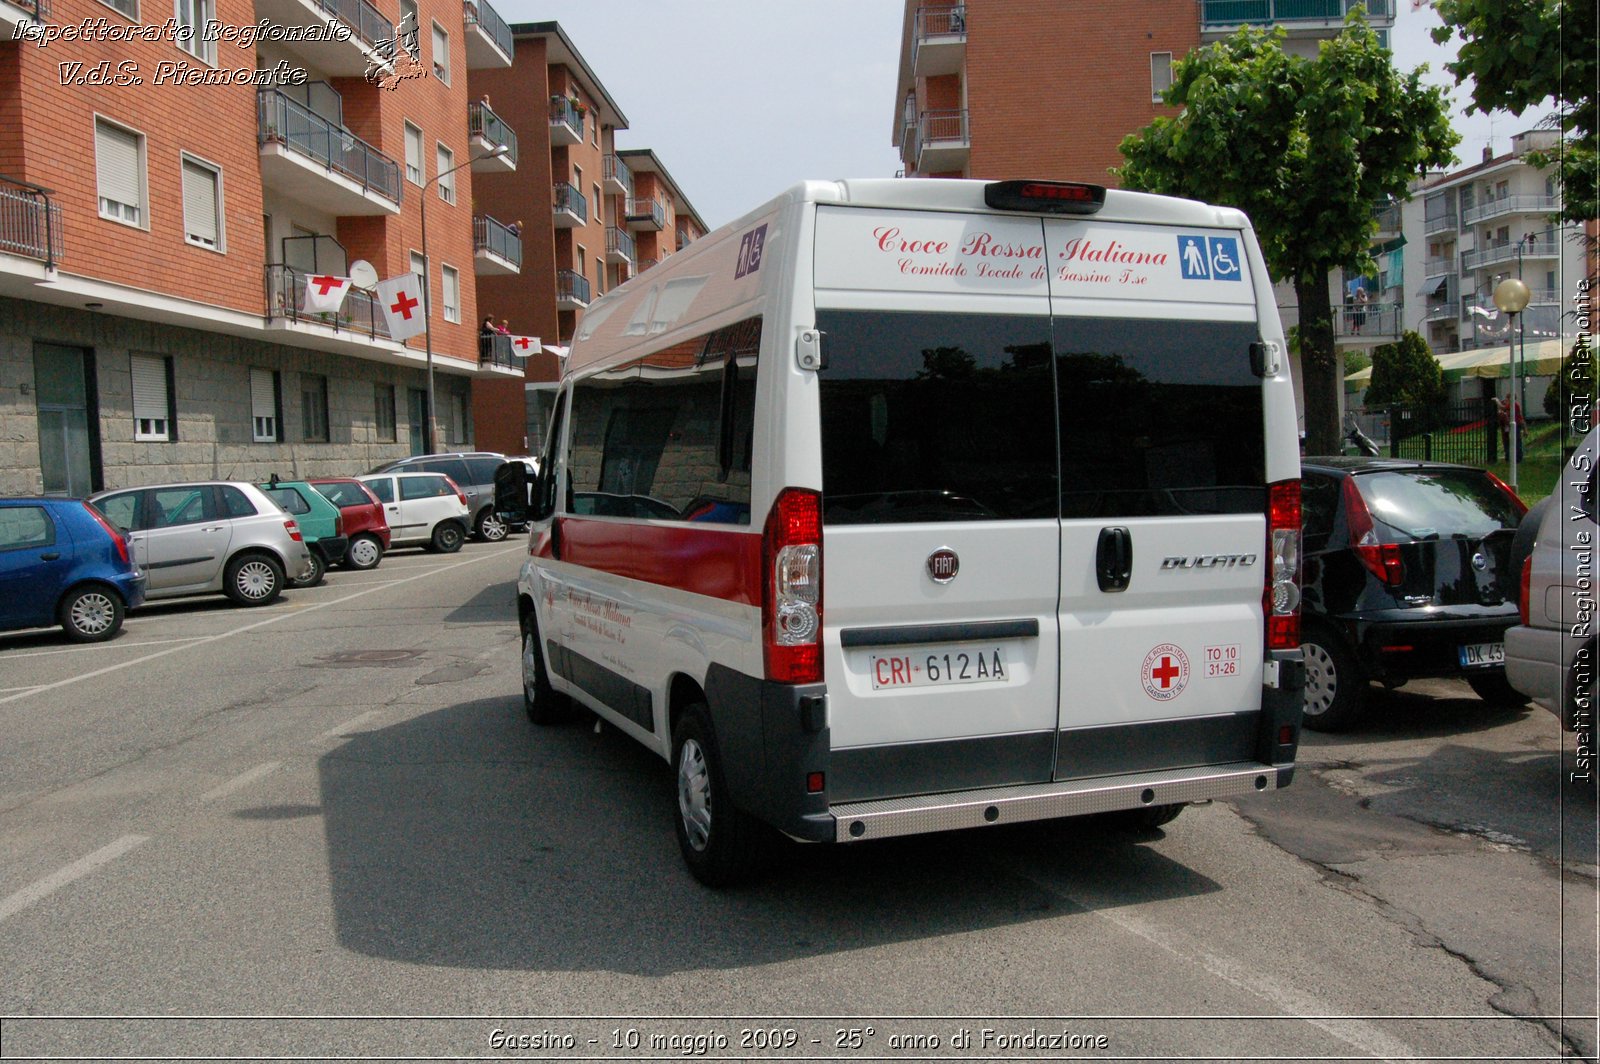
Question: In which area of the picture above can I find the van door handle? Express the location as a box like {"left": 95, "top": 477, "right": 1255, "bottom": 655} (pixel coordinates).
{"left": 1096, "top": 526, "right": 1132, "bottom": 592}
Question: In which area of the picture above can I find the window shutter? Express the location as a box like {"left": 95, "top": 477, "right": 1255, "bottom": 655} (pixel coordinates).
{"left": 181, "top": 160, "right": 219, "bottom": 245}
{"left": 95, "top": 121, "right": 141, "bottom": 209}
{"left": 251, "top": 368, "right": 276, "bottom": 420}
{"left": 131, "top": 355, "right": 169, "bottom": 422}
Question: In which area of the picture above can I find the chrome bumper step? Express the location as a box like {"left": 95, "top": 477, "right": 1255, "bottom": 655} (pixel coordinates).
{"left": 829, "top": 761, "right": 1278, "bottom": 842}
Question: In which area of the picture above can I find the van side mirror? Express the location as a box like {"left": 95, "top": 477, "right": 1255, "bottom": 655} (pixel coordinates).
{"left": 529, "top": 467, "right": 556, "bottom": 521}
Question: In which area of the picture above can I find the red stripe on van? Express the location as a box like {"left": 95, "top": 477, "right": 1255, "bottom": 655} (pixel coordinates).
{"left": 556, "top": 517, "right": 764, "bottom": 606}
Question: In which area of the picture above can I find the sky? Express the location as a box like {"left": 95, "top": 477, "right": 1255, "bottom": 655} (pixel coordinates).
{"left": 494, "top": 0, "right": 1553, "bottom": 231}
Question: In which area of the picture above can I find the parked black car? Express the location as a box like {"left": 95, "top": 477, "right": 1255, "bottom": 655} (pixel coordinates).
{"left": 1299, "top": 457, "right": 1529, "bottom": 730}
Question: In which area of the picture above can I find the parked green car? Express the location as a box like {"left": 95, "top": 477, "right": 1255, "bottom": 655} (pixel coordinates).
{"left": 257, "top": 478, "right": 348, "bottom": 588}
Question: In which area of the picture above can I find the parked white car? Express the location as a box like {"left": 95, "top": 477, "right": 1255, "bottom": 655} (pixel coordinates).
{"left": 355, "top": 472, "right": 470, "bottom": 553}
{"left": 88, "top": 481, "right": 313, "bottom": 607}
{"left": 1505, "top": 426, "right": 1597, "bottom": 730}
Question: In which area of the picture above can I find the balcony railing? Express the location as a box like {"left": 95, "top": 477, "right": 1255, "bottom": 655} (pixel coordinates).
{"left": 1462, "top": 194, "right": 1561, "bottom": 226}
{"left": 1372, "top": 200, "right": 1401, "bottom": 232}
{"left": 479, "top": 332, "right": 517, "bottom": 369}
{"left": 1423, "top": 210, "right": 1458, "bottom": 236}
{"left": 467, "top": 100, "right": 517, "bottom": 167}
{"left": 913, "top": 4, "right": 966, "bottom": 76}
{"left": 0, "top": 175, "right": 62, "bottom": 269}
{"left": 625, "top": 196, "right": 665, "bottom": 230}
{"left": 462, "top": 0, "right": 512, "bottom": 60}
{"left": 920, "top": 108, "right": 969, "bottom": 146}
{"left": 549, "top": 98, "right": 584, "bottom": 144}
{"left": 553, "top": 182, "right": 587, "bottom": 224}
{"left": 473, "top": 214, "right": 521, "bottom": 268}
{"left": 4, "top": 0, "right": 50, "bottom": 20}
{"left": 1423, "top": 300, "right": 1459, "bottom": 322}
{"left": 257, "top": 89, "right": 401, "bottom": 205}
{"left": 603, "top": 154, "right": 633, "bottom": 196}
{"left": 556, "top": 268, "right": 590, "bottom": 306}
{"left": 606, "top": 226, "right": 635, "bottom": 263}
{"left": 265, "top": 264, "right": 392, "bottom": 340}
{"left": 1202, "top": 0, "right": 1391, "bottom": 25}
{"left": 1423, "top": 256, "right": 1455, "bottom": 277}
{"left": 1334, "top": 300, "right": 1401, "bottom": 338}
{"left": 311, "top": 0, "right": 392, "bottom": 51}
{"left": 1461, "top": 237, "right": 1562, "bottom": 271}
{"left": 676, "top": 227, "right": 695, "bottom": 252}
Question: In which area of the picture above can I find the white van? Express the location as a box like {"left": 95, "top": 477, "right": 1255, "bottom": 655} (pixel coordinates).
{"left": 516, "top": 179, "right": 1305, "bottom": 884}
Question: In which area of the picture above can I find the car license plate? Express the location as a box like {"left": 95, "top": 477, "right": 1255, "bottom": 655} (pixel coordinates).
{"left": 870, "top": 646, "right": 1008, "bottom": 690}
{"left": 1459, "top": 641, "right": 1505, "bottom": 667}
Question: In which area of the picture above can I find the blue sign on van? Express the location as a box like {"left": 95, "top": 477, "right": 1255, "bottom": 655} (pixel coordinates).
{"left": 1207, "top": 237, "right": 1242, "bottom": 281}
{"left": 1177, "top": 235, "right": 1242, "bottom": 281}
{"left": 735, "top": 224, "right": 768, "bottom": 279}
{"left": 1177, "top": 235, "right": 1210, "bottom": 279}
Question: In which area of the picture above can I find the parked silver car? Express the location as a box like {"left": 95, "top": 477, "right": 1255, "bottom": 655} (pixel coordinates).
{"left": 88, "top": 481, "right": 314, "bottom": 607}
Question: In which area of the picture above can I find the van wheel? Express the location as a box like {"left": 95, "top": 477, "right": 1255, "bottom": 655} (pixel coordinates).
{"left": 1300, "top": 626, "right": 1366, "bottom": 731}
{"left": 430, "top": 521, "right": 464, "bottom": 553}
{"left": 344, "top": 534, "right": 384, "bottom": 570}
{"left": 1111, "top": 803, "right": 1185, "bottom": 831}
{"left": 476, "top": 510, "right": 508, "bottom": 542}
{"left": 288, "top": 550, "right": 325, "bottom": 589}
{"left": 673, "top": 703, "right": 761, "bottom": 887}
{"left": 59, "top": 585, "right": 124, "bottom": 642}
{"left": 1467, "top": 672, "right": 1530, "bottom": 706}
{"left": 224, "top": 553, "right": 284, "bottom": 606}
{"left": 521, "top": 611, "right": 571, "bottom": 725}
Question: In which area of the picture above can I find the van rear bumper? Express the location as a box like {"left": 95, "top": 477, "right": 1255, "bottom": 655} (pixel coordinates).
{"left": 829, "top": 761, "right": 1280, "bottom": 843}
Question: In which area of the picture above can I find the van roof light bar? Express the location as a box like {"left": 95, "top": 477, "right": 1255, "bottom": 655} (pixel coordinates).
{"left": 984, "top": 180, "right": 1106, "bottom": 215}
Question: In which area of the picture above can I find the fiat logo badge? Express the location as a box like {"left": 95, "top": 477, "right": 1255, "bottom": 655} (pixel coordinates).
{"left": 927, "top": 548, "right": 959, "bottom": 584}
{"left": 1472, "top": 551, "right": 1488, "bottom": 572}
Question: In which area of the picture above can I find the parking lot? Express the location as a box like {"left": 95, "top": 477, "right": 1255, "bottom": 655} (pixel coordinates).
{"left": 0, "top": 538, "right": 1594, "bottom": 1059}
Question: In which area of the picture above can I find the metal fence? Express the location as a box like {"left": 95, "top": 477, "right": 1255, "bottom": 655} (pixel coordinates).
{"left": 473, "top": 215, "right": 522, "bottom": 268}
{"left": 265, "top": 264, "right": 393, "bottom": 340}
{"left": 1359, "top": 396, "right": 1502, "bottom": 465}
{"left": 467, "top": 101, "right": 518, "bottom": 166}
{"left": 0, "top": 176, "right": 62, "bottom": 268}
{"left": 314, "top": 0, "right": 392, "bottom": 50}
{"left": 257, "top": 90, "right": 402, "bottom": 205}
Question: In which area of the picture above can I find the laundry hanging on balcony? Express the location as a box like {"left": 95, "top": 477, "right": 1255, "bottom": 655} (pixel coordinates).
{"left": 301, "top": 273, "right": 353, "bottom": 315}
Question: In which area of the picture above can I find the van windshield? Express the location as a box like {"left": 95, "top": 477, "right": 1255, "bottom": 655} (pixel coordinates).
{"left": 816, "top": 310, "right": 1264, "bottom": 525}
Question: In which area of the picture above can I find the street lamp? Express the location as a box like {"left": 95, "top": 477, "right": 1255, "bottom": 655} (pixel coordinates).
{"left": 1493, "top": 275, "right": 1531, "bottom": 490}
{"left": 420, "top": 142, "right": 509, "bottom": 454}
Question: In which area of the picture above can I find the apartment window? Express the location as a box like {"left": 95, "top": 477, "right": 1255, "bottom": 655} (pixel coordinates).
{"left": 95, "top": 118, "right": 145, "bottom": 227}
{"left": 301, "top": 373, "right": 329, "bottom": 442}
{"left": 431, "top": 22, "right": 450, "bottom": 83}
{"left": 577, "top": 245, "right": 587, "bottom": 277}
{"left": 131, "top": 354, "right": 174, "bottom": 442}
{"left": 404, "top": 122, "right": 424, "bottom": 185}
{"left": 410, "top": 251, "right": 427, "bottom": 313}
{"left": 180, "top": 155, "right": 223, "bottom": 250}
{"left": 250, "top": 368, "right": 281, "bottom": 443}
{"left": 1150, "top": 52, "right": 1173, "bottom": 102}
{"left": 441, "top": 264, "right": 460, "bottom": 323}
{"left": 375, "top": 384, "right": 396, "bottom": 441}
{"left": 99, "top": 0, "right": 136, "bottom": 19}
{"left": 1495, "top": 225, "right": 1510, "bottom": 246}
{"left": 175, "top": 0, "right": 216, "bottom": 62}
{"left": 397, "top": 0, "right": 419, "bottom": 54}
{"left": 595, "top": 261, "right": 604, "bottom": 299}
{"left": 593, "top": 182, "right": 603, "bottom": 223}
{"left": 436, "top": 143, "right": 455, "bottom": 204}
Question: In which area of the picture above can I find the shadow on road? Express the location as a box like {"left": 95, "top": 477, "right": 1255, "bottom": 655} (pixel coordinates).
{"left": 310, "top": 696, "right": 1221, "bottom": 975}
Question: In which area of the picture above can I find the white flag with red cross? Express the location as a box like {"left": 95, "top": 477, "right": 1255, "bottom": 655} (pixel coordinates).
{"left": 301, "top": 273, "right": 352, "bottom": 315}
{"left": 509, "top": 335, "right": 540, "bottom": 357}
{"left": 375, "top": 273, "right": 427, "bottom": 341}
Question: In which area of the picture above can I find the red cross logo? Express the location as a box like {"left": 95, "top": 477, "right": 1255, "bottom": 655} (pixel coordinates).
{"left": 389, "top": 291, "right": 419, "bottom": 319}
{"left": 310, "top": 275, "right": 343, "bottom": 295}
{"left": 1151, "top": 656, "right": 1180, "bottom": 689}
{"left": 514, "top": 337, "right": 532, "bottom": 350}
{"left": 1142, "top": 644, "right": 1189, "bottom": 701}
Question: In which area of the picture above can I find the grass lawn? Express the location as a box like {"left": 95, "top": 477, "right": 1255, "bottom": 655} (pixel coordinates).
{"left": 1382, "top": 420, "right": 1581, "bottom": 507}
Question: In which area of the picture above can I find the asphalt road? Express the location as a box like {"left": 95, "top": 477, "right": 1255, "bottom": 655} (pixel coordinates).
{"left": 0, "top": 541, "right": 1592, "bottom": 1061}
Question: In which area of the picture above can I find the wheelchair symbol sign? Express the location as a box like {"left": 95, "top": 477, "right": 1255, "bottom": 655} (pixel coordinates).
{"left": 1177, "top": 234, "right": 1243, "bottom": 282}
{"left": 1207, "top": 237, "right": 1241, "bottom": 280}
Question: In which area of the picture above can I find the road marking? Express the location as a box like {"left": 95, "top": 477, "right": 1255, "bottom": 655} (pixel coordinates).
{"left": 0, "top": 835, "right": 149, "bottom": 925}
{"left": 0, "top": 547, "right": 521, "bottom": 707}
{"left": 0, "top": 636, "right": 208, "bottom": 660}
{"left": 0, "top": 685, "right": 41, "bottom": 693}
{"left": 317, "top": 710, "right": 386, "bottom": 740}
{"left": 198, "top": 762, "right": 281, "bottom": 802}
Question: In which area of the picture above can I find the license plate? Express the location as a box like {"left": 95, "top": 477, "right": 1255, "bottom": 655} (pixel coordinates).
{"left": 1459, "top": 641, "right": 1505, "bottom": 667}
{"left": 870, "top": 646, "right": 1008, "bottom": 690}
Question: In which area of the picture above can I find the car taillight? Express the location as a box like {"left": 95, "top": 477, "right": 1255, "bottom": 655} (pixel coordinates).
{"left": 334, "top": 511, "right": 344, "bottom": 537}
{"left": 763, "top": 488, "right": 823, "bottom": 684}
{"left": 1265, "top": 479, "right": 1301, "bottom": 651}
{"left": 1520, "top": 554, "right": 1532, "bottom": 626}
{"left": 82, "top": 502, "right": 129, "bottom": 564}
{"left": 284, "top": 519, "right": 303, "bottom": 542}
{"left": 1484, "top": 470, "right": 1528, "bottom": 517}
{"left": 1342, "top": 475, "right": 1405, "bottom": 589}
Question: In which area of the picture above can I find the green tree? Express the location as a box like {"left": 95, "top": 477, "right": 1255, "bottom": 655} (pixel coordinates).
{"left": 1115, "top": 16, "right": 1458, "bottom": 455}
{"left": 1544, "top": 335, "right": 1596, "bottom": 421}
{"left": 1431, "top": 0, "right": 1597, "bottom": 223}
{"left": 1365, "top": 331, "right": 1447, "bottom": 412}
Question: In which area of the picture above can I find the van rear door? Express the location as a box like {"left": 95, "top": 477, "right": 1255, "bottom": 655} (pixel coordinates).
{"left": 1045, "top": 219, "right": 1268, "bottom": 777}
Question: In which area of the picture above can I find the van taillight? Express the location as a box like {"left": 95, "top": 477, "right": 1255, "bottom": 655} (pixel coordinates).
{"left": 763, "top": 488, "right": 823, "bottom": 684}
{"left": 284, "top": 519, "right": 303, "bottom": 542}
{"left": 1520, "top": 554, "right": 1532, "bottom": 626}
{"left": 1266, "top": 479, "right": 1301, "bottom": 651}
{"left": 83, "top": 503, "right": 129, "bottom": 564}
{"left": 1342, "top": 476, "right": 1404, "bottom": 589}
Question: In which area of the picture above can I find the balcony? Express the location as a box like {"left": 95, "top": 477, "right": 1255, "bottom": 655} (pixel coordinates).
{"left": 0, "top": 0, "right": 47, "bottom": 35}
{"left": 556, "top": 268, "right": 590, "bottom": 311}
{"left": 1423, "top": 300, "right": 1459, "bottom": 322}
{"left": 549, "top": 98, "right": 585, "bottom": 147}
{"left": 462, "top": 0, "right": 512, "bottom": 68}
{"left": 1201, "top": 0, "right": 1393, "bottom": 31}
{"left": 624, "top": 196, "right": 665, "bottom": 232}
{"left": 265, "top": 264, "right": 392, "bottom": 341}
{"left": 676, "top": 226, "right": 696, "bottom": 252}
{"left": 258, "top": 89, "right": 401, "bottom": 215}
{"left": 473, "top": 215, "right": 521, "bottom": 275}
{"left": 479, "top": 333, "right": 523, "bottom": 370}
{"left": 1333, "top": 300, "right": 1400, "bottom": 340}
{"left": 0, "top": 175, "right": 63, "bottom": 270}
{"left": 913, "top": 4, "right": 966, "bottom": 78}
{"left": 1462, "top": 194, "right": 1561, "bottom": 226}
{"left": 1461, "top": 237, "right": 1562, "bottom": 272}
{"left": 916, "top": 109, "right": 969, "bottom": 174}
{"left": 1423, "top": 210, "right": 1458, "bottom": 236}
{"left": 1423, "top": 256, "right": 1455, "bottom": 278}
{"left": 603, "top": 154, "right": 633, "bottom": 197}
{"left": 605, "top": 226, "right": 635, "bottom": 265}
{"left": 467, "top": 101, "right": 517, "bottom": 171}
{"left": 1371, "top": 199, "right": 1401, "bottom": 237}
{"left": 552, "top": 182, "right": 587, "bottom": 228}
{"left": 251, "top": 0, "right": 394, "bottom": 77}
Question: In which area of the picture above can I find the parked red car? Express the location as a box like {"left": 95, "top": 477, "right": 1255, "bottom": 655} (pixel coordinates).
{"left": 309, "top": 478, "right": 391, "bottom": 570}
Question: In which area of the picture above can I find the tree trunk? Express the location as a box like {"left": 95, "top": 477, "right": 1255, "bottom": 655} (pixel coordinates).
{"left": 1296, "top": 273, "right": 1340, "bottom": 455}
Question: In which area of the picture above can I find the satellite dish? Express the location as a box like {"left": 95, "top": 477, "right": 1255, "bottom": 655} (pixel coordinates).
{"left": 348, "top": 259, "right": 378, "bottom": 288}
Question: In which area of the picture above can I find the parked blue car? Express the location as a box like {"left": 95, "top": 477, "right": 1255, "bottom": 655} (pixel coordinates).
{"left": 0, "top": 497, "right": 146, "bottom": 641}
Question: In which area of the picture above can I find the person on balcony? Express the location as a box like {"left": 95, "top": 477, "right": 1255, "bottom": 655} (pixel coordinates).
{"left": 479, "top": 316, "right": 496, "bottom": 361}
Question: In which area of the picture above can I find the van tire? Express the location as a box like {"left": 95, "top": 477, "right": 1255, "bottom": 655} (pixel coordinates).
{"left": 224, "top": 552, "right": 284, "bottom": 606}
{"left": 521, "top": 611, "right": 572, "bottom": 725}
{"left": 672, "top": 703, "right": 761, "bottom": 887}
{"left": 1300, "top": 625, "right": 1366, "bottom": 731}
{"left": 429, "top": 520, "right": 465, "bottom": 553}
